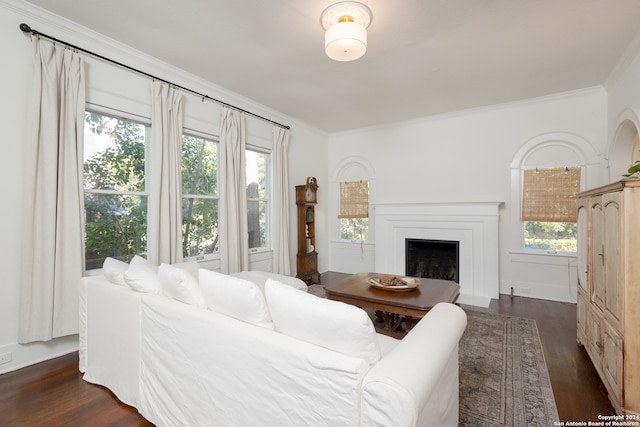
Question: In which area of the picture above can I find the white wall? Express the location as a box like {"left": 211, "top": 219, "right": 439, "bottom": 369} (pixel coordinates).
{"left": 328, "top": 88, "right": 609, "bottom": 303}
{"left": 0, "top": 0, "right": 328, "bottom": 373}
{"left": 606, "top": 31, "right": 640, "bottom": 177}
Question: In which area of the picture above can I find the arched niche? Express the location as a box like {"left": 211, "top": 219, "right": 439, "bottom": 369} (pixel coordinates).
{"left": 608, "top": 108, "right": 640, "bottom": 180}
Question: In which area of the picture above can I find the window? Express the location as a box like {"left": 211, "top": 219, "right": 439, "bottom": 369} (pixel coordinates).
{"left": 339, "top": 180, "right": 369, "bottom": 241}
{"left": 182, "top": 134, "right": 219, "bottom": 259}
{"left": 522, "top": 167, "right": 580, "bottom": 252}
{"left": 83, "top": 110, "right": 149, "bottom": 270}
{"left": 246, "top": 149, "right": 270, "bottom": 250}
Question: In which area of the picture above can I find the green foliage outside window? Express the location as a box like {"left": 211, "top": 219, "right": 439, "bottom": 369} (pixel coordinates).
{"left": 181, "top": 135, "right": 219, "bottom": 258}
{"left": 340, "top": 218, "right": 369, "bottom": 241}
{"left": 524, "top": 221, "right": 577, "bottom": 252}
{"left": 84, "top": 112, "right": 147, "bottom": 270}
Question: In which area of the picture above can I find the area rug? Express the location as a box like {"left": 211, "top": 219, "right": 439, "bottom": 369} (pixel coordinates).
{"left": 458, "top": 310, "right": 559, "bottom": 427}
{"left": 306, "top": 285, "right": 559, "bottom": 426}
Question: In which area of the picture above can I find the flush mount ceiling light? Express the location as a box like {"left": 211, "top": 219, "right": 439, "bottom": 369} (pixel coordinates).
{"left": 320, "top": 1, "right": 372, "bottom": 62}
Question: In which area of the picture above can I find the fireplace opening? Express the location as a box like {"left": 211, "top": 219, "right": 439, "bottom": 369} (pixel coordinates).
{"left": 405, "top": 239, "right": 459, "bottom": 283}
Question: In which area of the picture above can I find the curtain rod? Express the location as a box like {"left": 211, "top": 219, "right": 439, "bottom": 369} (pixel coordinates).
{"left": 19, "top": 23, "right": 291, "bottom": 130}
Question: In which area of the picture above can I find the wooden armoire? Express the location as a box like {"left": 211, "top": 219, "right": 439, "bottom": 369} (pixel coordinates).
{"left": 576, "top": 179, "right": 640, "bottom": 415}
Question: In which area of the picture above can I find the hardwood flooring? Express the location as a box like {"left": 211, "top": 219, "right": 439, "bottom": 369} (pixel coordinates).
{"left": 0, "top": 271, "right": 614, "bottom": 426}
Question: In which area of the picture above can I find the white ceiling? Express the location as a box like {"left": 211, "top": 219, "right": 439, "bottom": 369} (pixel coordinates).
{"left": 22, "top": 0, "right": 640, "bottom": 132}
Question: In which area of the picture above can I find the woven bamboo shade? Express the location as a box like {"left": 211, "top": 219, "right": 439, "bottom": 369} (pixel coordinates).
{"left": 522, "top": 167, "right": 580, "bottom": 222}
{"left": 339, "top": 180, "right": 369, "bottom": 218}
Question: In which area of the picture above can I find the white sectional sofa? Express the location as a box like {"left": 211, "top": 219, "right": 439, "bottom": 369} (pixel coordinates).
{"left": 78, "top": 256, "right": 467, "bottom": 426}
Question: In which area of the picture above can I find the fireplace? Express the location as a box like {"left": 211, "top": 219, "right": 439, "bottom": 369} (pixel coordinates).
{"left": 406, "top": 239, "right": 459, "bottom": 283}
{"left": 374, "top": 202, "right": 502, "bottom": 307}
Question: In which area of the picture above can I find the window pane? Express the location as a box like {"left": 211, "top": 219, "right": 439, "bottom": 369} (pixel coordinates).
{"left": 246, "top": 150, "right": 267, "bottom": 199}
{"left": 182, "top": 198, "right": 219, "bottom": 257}
{"left": 84, "top": 193, "right": 148, "bottom": 270}
{"left": 246, "top": 149, "right": 269, "bottom": 249}
{"left": 524, "top": 221, "right": 577, "bottom": 252}
{"left": 182, "top": 135, "right": 218, "bottom": 196}
{"left": 84, "top": 111, "right": 147, "bottom": 270}
{"left": 248, "top": 200, "right": 267, "bottom": 249}
{"left": 84, "top": 112, "right": 146, "bottom": 192}
{"left": 340, "top": 218, "right": 369, "bottom": 241}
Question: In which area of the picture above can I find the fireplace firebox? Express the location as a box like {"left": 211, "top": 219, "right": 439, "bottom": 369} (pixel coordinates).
{"left": 405, "top": 238, "right": 459, "bottom": 283}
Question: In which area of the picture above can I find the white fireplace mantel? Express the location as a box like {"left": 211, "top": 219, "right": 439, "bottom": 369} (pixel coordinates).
{"left": 374, "top": 202, "right": 502, "bottom": 307}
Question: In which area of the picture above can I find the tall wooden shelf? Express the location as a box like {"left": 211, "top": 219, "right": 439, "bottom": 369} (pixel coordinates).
{"left": 295, "top": 178, "right": 320, "bottom": 284}
{"left": 577, "top": 179, "right": 640, "bottom": 415}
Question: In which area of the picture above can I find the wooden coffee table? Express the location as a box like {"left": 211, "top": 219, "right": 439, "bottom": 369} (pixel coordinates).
{"left": 324, "top": 272, "right": 460, "bottom": 335}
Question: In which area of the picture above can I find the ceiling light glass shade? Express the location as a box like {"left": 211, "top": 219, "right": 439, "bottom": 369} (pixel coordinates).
{"left": 325, "top": 21, "right": 367, "bottom": 62}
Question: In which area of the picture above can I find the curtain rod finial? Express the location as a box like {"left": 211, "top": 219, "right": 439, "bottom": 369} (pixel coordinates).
{"left": 20, "top": 23, "right": 32, "bottom": 34}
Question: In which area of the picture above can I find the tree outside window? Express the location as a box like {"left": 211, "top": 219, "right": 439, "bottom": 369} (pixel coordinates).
{"left": 83, "top": 111, "right": 148, "bottom": 270}
{"left": 246, "top": 149, "right": 269, "bottom": 249}
{"left": 182, "top": 134, "right": 219, "bottom": 258}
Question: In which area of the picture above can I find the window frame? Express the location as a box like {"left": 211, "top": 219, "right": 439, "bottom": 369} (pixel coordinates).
{"left": 509, "top": 134, "right": 599, "bottom": 257}
{"left": 83, "top": 104, "right": 151, "bottom": 270}
{"left": 246, "top": 145, "right": 271, "bottom": 252}
{"left": 181, "top": 129, "right": 220, "bottom": 261}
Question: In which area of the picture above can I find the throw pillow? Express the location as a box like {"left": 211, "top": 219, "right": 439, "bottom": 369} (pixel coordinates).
{"left": 158, "top": 263, "right": 206, "bottom": 308}
{"left": 123, "top": 255, "right": 160, "bottom": 293}
{"left": 102, "top": 257, "right": 128, "bottom": 286}
{"left": 199, "top": 269, "right": 273, "bottom": 329}
{"left": 172, "top": 261, "right": 200, "bottom": 281}
{"left": 265, "top": 278, "right": 381, "bottom": 365}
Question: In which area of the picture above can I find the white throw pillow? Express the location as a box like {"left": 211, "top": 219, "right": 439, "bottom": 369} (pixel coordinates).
{"left": 265, "top": 278, "right": 381, "bottom": 365}
{"left": 172, "top": 261, "right": 200, "bottom": 281}
{"left": 124, "top": 256, "right": 160, "bottom": 293}
{"left": 231, "top": 271, "right": 307, "bottom": 292}
{"left": 102, "top": 257, "right": 128, "bottom": 286}
{"left": 199, "top": 269, "right": 273, "bottom": 329}
{"left": 158, "top": 263, "right": 206, "bottom": 308}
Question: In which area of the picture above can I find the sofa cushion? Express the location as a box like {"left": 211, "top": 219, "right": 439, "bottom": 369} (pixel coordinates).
{"left": 124, "top": 256, "right": 161, "bottom": 293}
{"left": 199, "top": 269, "right": 273, "bottom": 329}
{"left": 102, "top": 257, "right": 128, "bottom": 286}
{"left": 159, "top": 263, "right": 206, "bottom": 308}
{"left": 265, "top": 278, "right": 381, "bottom": 365}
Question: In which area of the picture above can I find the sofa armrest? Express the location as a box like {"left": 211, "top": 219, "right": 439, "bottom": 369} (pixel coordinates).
{"left": 361, "top": 303, "right": 467, "bottom": 427}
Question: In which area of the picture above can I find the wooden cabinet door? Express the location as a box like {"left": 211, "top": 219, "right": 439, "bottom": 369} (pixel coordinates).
{"left": 590, "top": 197, "right": 605, "bottom": 311}
{"left": 602, "top": 193, "right": 622, "bottom": 327}
{"left": 587, "top": 306, "right": 603, "bottom": 360}
{"left": 602, "top": 322, "right": 623, "bottom": 404}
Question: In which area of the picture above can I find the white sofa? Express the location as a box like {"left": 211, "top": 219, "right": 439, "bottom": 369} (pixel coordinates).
{"left": 78, "top": 257, "right": 467, "bottom": 427}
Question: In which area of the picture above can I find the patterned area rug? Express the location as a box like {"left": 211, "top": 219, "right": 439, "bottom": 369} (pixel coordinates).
{"left": 306, "top": 285, "right": 559, "bottom": 426}
{"left": 459, "top": 310, "right": 559, "bottom": 426}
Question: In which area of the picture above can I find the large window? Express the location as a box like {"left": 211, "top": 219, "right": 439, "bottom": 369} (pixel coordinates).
{"left": 246, "top": 149, "right": 270, "bottom": 250}
{"left": 182, "top": 134, "right": 219, "bottom": 259}
{"left": 522, "top": 167, "right": 580, "bottom": 252}
{"left": 83, "top": 110, "right": 149, "bottom": 270}
{"left": 339, "top": 180, "right": 369, "bottom": 241}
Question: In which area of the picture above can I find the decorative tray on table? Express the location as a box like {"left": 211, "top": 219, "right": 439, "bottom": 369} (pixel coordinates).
{"left": 367, "top": 275, "right": 420, "bottom": 292}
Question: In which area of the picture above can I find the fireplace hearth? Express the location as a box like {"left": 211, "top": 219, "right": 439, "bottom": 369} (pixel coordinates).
{"left": 406, "top": 239, "right": 459, "bottom": 282}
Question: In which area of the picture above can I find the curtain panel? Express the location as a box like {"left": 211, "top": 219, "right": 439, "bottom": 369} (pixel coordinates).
{"left": 272, "top": 126, "right": 292, "bottom": 275}
{"left": 219, "top": 107, "right": 248, "bottom": 274}
{"left": 148, "top": 81, "right": 185, "bottom": 265}
{"left": 19, "top": 38, "right": 86, "bottom": 343}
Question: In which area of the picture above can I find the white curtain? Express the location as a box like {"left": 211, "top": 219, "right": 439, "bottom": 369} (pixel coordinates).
{"left": 148, "top": 81, "right": 184, "bottom": 265}
{"left": 219, "top": 107, "right": 248, "bottom": 274}
{"left": 19, "top": 39, "right": 86, "bottom": 343}
{"left": 272, "top": 126, "right": 292, "bottom": 275}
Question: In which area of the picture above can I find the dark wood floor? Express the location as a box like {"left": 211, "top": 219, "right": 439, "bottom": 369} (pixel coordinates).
{"left": 0, "top": 271, "right": 614, "bottom": 426}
